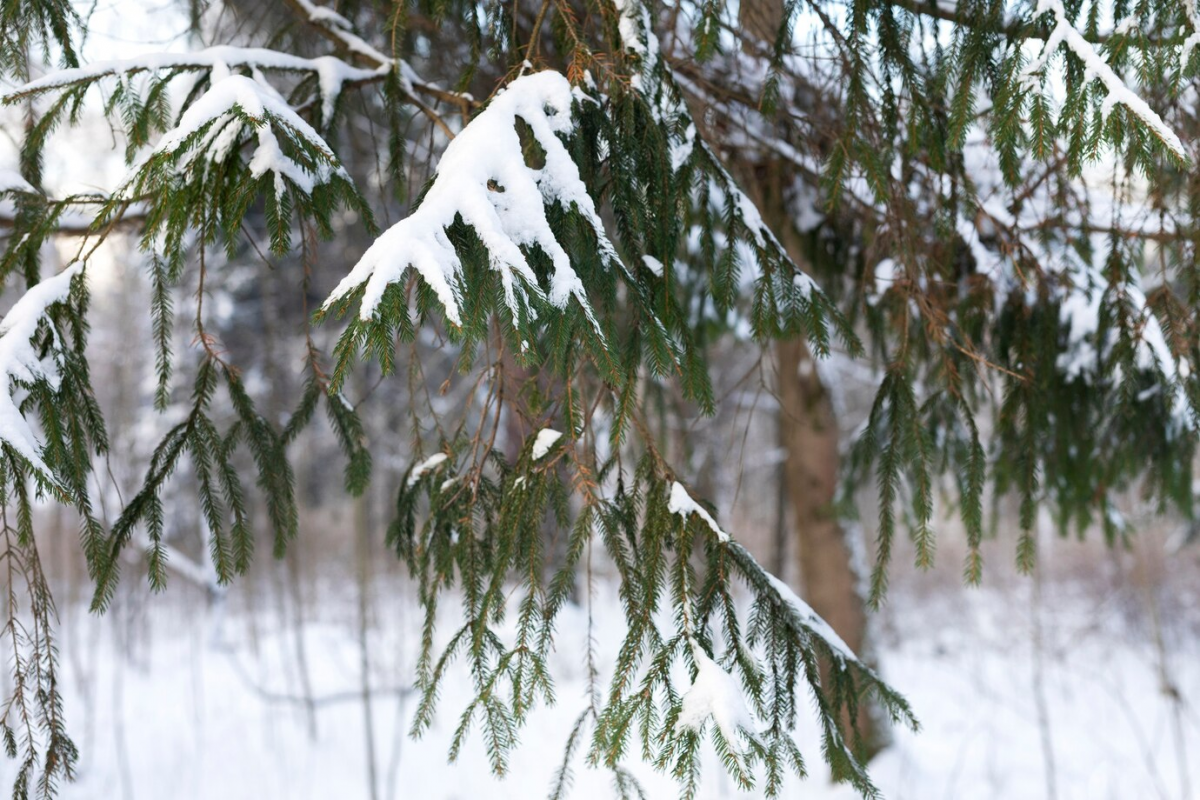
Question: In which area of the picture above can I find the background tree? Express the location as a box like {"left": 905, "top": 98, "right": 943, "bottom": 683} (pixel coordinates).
{"left": 1, "top": 0, "right": 1198, "bottom": 798}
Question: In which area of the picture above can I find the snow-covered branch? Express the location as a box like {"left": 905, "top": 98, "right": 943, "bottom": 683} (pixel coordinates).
{"left": 137, "top": 65, "right": 348, "bottom": 198}
{"left": 323, "top": 70, "right": 609, "bottom": 332}
{"left": 284, "top": 0, "right": 472, "bottom": 112}
{"left": 1183, "top": 0, "right": 1200, "bottom": 70}
{"left": 0, "top": 264, "right": 81, "bottom": 482}
{"left": 673, "top": 479, "right": 866, "bottom": 668}
{"left": 5, "top": 45, "right": 378, "bottom": 125}
{"left": 1025, "top": 0, "right": 1189, "bottom": 163}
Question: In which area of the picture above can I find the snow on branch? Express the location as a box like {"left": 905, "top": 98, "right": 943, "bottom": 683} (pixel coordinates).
{"left": 614, "top": 0, "right": 840, "bottom": 347}
{"left": 0, "top": 264, "right": 81, "bottom": 481}
{"left": 145, "top": 66, "right": 347, "bottom": 196}
{"left": 406, "top": 452, "right": 449, "bottom": 487}
{"left": 286, "top": 0, "right": 469, "bottom": 107}
{"left": 323, "top": 70, "right": 610, "bottom": 331}
{"left": 1185, "top": 1, "right": 1200, "bottom": 70}
{"left": 613, "top": 1, "right": 767, "bottom": 247}
{"left": 1054, "top": 259, "right": 1193, "bottom": 433}
{"left": 5, "top": 45, "right": 379, "bottom": 125}
{"left": 669, "top": 476, "right": 864, "bottom": 668}
{"left": 716, "top": 537, "right": 900, "bottom": 783}
{"left": 1025, "top": 0, "right": 1189, "bottom": 163}
{"left": 668, "top": 481, "right": 730, "bottom": 542}
{"left": 612, "top": 0, "right": 696, "bottom": 178}
{"left": 531, "top": 428, "right": 563, "bottom": 460}
{"left": 760, "top": 569, "right": 860, "bottom": 667}
{"left": 676, "top": 642, "right": 755, "bottom": 743}
{"left": 721, "top": 539, "right": 862, "bottom": 669}
{"left": 290, "top": 0, "right": 392, "bottom": 68}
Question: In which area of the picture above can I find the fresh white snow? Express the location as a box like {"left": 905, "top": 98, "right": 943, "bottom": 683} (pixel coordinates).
{"left": 677, "top": 643, "right": 755, "bottom": 744}
{"left": 531, "top": 428, "right": 562, "bottom": 461}
{"left": 763, "top": 571, "right": 859, "bottom": 667}
{"left": 668, "top": 481, "right": 730, "bottom": 543}
{"left": 8, "top": 46, "right": 379, "bottom": 112}
{"left": 407, "top": 452, "right": 449, "bottom": 486}
{"left": 1184, "top": 1, "right": 1200, "bottom": 71}
{"left": 640, "top": 254, "right": 664, "bottom": 277}
{"left": 0, "top": 170, "right": 34, "bottom": 194}
{"left": 292, "top": 0, "right": 393, "bottom": 69}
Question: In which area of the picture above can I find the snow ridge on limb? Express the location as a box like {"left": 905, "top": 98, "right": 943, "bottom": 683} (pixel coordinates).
{"left": 1025, "top": 0, "right": 1189, "bottom": 163}
{"left": 147, "top": 69, "right": 347, "bottom": 197}
{"left": 290, "top": 0, "right": 392, "bottom": 71}
{"left": 113, "top": 65, "right": 369, "bottom": 257}
{"left": 323, "top": 70, "right": 611, "bottom": 332}
{"left": 286, "top": 0, "right": 469, "bottom": 106}
{"left": 613, "top": 0, "right": 753, "bottom": 240}
{"left": 2, "top": 2, "right": 461, "bottom": 121}
{"left": 4, "top": 46, "right": 379, "bottom": 127}
{"left": 667, "top": 480, "right": 729, "bottom": 542}
{"left": 0, "top": 264, "right": 81, "bottom": 484}
{"left": 666, "top": 475, "right": 890, "bottom": 780}
{"left": 670, "top": 474, "right": 863, "bottom": 667}
{"left": 1184, "top": 0, "right": 1200, "bottom": 71}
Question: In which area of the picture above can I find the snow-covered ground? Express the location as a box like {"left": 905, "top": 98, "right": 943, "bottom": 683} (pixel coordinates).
{"left": 2, "top": 538, "right": 1198, "bottom": 800}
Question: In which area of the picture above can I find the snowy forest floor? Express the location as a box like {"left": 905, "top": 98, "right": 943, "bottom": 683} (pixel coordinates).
{"left": 3, "top": 533, "right": 1198, "bottom": 800}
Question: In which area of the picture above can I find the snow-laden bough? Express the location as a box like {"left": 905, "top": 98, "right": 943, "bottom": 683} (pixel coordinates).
{"left": 0, "top": 265, "right": 82, "bottom": 482}
{"left": 142, "top": 65, "right": 350, "bottom": 198}
{"left": 322, "top": 70, "right": 613, "bottom": 333}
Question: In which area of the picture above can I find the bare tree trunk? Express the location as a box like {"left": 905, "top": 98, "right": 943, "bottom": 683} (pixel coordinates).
{"left": 776, "top": 340, "right": 884, "bottom": 754}
{"left": 736, "top": 0, "right": 887, "bottom": 758}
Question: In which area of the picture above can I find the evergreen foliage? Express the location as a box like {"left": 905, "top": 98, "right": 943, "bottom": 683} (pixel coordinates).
{"left": 0, "top": 0, "right": 1198, "bottom": 797}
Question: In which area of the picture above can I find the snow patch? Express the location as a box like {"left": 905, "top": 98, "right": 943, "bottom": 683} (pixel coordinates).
{"left": 531, "top": 428, "right": 562, "bottom": 460}
{"left": 668, "top": 481, "right": 729, "bottom": 543}
{"left": 1183, "top": 0, "right": 1200, "bottom": 71}
{"left": 0, "top": 170, "right": 35, "bottom": 194}
{"left": 1026, "top": 0, "right": 1188, "bottom": 162}
{"left": 407, "top": 452, "right": 449, "bottom": 486}
{"left": 677, "top": 644, "right": 754, "bottom": 744}
{"left": 0, "top": 264, "right": 83, "bottom": 480}
{"left": 868, "top": 258, "right": 898, "bottom": 306}
{"left": 763, "top": 571, "right": 859, "bottom": 667}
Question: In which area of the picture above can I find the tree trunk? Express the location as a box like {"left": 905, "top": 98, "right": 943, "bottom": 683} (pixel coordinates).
{"left": 735, "top": 0, "right": 888, "bottom": 759}
{"left": 776, "top": 340, "right": 886, "bottom": 756}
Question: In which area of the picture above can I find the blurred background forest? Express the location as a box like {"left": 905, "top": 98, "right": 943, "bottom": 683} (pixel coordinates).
{"left": 1, "top": 1, "right": 1198, "bottom": 798}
